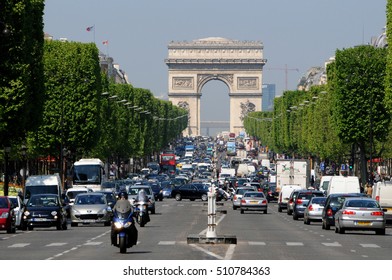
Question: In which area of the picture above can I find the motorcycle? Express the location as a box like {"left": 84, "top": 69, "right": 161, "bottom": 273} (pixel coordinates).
{"left": 111, "top": 207, "right": 138, "bottom": 254}
{"left": 133, "top": 200, "right": 150, "bottom": 227}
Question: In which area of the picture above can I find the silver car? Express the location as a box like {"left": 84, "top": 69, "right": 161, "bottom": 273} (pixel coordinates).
{"left": 128, "top": 185, "right": 156, "bottom": 214}
{"left": 70, "top": 193, "right": 112, "bottom": 227}
{"left": 304, "top": 196, "right": 326, "bottom": 225}
{"left": 334, "top": 197, "right": 386, "bottom": 235}
{"left": 232, "top": 187, "right": 257, "bottom": 210}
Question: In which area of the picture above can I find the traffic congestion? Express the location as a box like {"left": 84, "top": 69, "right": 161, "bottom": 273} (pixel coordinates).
{"left": 1, "top": 132, "right": 392, "bottom": 259}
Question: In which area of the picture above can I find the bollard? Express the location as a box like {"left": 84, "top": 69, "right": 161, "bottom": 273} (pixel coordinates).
{"left": 206, "top": 189, "right": 217, "bottom": 238}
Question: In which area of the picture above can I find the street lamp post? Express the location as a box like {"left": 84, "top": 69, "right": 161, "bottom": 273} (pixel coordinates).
{"left": 21, "top": 144, "right": 27, "bottom": 189}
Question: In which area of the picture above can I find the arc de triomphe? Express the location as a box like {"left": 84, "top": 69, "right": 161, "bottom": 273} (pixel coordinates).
{"left": 165, "top": 37, "right": 267, "bottom": 136}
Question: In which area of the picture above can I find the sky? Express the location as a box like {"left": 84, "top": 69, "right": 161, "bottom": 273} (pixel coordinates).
{"left": 43, "top": 0, "right": 387, "bottom": 135}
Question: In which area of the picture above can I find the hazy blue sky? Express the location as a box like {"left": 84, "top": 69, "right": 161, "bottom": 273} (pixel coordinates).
{"left": 43, "top": 0, "right": 387, "bottom": 134}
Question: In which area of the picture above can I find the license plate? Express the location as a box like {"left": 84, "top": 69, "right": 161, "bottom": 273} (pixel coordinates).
{"left": 33, "top": 218, "right": 48, "bottom": 222}
{"left": 82, "top": 220, "right": 96, "bottom": 223}
{"left": 357, "top": 221, "right": 371, "bottom": 226}
{"left": 386, "top": 208, "right": 392, "bottom": 212}
{"left": 250, "top": 201, "right": 259, "bottom": 204}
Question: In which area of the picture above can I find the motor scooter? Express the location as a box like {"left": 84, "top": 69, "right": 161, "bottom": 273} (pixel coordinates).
{"left": 111, "top": 207, "right": 138, "bottom": 254}
{"left": 133, "top": 200, "right": 150, "bottom": 227}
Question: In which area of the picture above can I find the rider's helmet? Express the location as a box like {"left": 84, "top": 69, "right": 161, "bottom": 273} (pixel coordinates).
{"left": 118, "top": 191, "right": 128, "bottom": 200}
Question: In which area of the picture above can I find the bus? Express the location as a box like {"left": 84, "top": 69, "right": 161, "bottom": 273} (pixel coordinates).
{"left": 70, "top": 158, "right": 107, "bottom": 192}
{"left": 159, "top": 153, "right": 176, "bottom": 175}
{"left": 226, "top": 141, "right": 237, "bottom": 156}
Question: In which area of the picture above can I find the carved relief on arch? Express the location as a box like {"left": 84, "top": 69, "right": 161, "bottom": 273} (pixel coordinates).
{"left": 240, "top": 100, "right": 256, "bottom": 121}
{"left": 197, "top": 74, "right": 233, "bottom": 93}
{"left": 177, "top": 101, "right": 190, "bottom": 111}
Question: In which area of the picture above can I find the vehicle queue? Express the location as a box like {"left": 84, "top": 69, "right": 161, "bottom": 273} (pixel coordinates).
{"left": 1, "top": 135, "right": 390, "bottom": 250}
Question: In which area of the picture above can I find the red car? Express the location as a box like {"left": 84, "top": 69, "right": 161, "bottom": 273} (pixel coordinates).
{"left": 0, "top": 196, "right": 16, "bottom": 233}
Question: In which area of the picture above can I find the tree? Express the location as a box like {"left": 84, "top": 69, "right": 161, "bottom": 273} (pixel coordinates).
{"left": 329, "top": 45, "right": 389, "bottom": 185}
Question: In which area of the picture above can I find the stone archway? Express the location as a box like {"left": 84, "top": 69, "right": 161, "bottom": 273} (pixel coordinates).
{"left": 165, "top": 37, "right": 267, "bottom": 136}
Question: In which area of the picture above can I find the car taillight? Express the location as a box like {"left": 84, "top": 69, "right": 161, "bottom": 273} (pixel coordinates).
{"left": 342, "top": 210, "right": 356, "bottom": 215}
{"left": 262, "top": 200, "right": 267, "bottom": 205}
{"left": 327, "top": 209, "right": 333, "bottom": 216}
{"left": 268, "top": 191, "right": 272, "bottom": 195}
{"left": 296, "top": 199, "right": 303, "bottom": 205}
{"left": 233, "top": 195, "right": 237, "bottom": 200}
{"left": 308, "top": 205, "right": 314, "bottom": 211}
{"left": 376, "top": 196, "right": 380, "bottom": 202}
{"left": 289, "top": 198, "right": 293, "bottom": 203}
{"left": 241, "top": 199, "right": 246, "bottom": 203}
{"left": 371, "top": 211, "right": 384, "bottom": 216}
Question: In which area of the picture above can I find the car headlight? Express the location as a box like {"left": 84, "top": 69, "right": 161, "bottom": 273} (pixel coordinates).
{"left": 23, "top": 210, "right": 30, "bottom": 216}
{"left": 0, "top": 212, "right": 9, "bottom": 218}
{"left": 51, "top": 211, "right": 58, "bottom": 216}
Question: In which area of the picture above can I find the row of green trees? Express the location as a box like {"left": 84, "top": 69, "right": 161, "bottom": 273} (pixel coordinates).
{"left": 1, "top": 1, "right": 188, "bottom": 195}
{"left": 244, "top": 44, "right": 392, "bottom": 186}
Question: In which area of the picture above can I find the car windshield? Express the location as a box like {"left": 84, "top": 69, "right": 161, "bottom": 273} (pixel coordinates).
{"left": 28, "top": 195, "right": 58, "bottom": 207}
{"left": 345, "top": 200, "right": 379, "bottom": 208}
{"left": 237, "top": 188, "right": 253, "bottom": 195}
{"left": 311, "top": 197, "right": 326, "bottom": 205}
{"left": 75, "top": 195, "right": 105, "bottom": 205}
{"left": 0, "top": 197, "right": 8, "bottom": 208}
{"left": 244, "top": 192, "right": 265, "bottom": 198}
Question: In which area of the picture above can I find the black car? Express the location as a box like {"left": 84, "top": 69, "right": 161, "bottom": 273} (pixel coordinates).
{"left": 321, "top": 192, "right": 367, "bottom": 230}
{"left": 171, "top": 183, "right": 209, "bottom": 201}
{"left": 21, "top": 193, "right": 68, "bottom": 231}
{"left": 150, "top": 183, "right": 164, "bottom": 201}
{"left": 292, "top": 190, "right": 325, "bottom": 220}
{"left": 263, "top": 182, "right": 279, "bottom": 202}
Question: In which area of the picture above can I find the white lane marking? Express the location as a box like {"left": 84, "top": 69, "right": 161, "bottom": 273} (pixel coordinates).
{"left": 84, "top": 242, "right": 103, "bottom": 246}
{"left": 46, "top": 243, "right": 67, "bottom": 247}
{"left": 189, "top": 244, "right": 223, "bottom": 260}
{"left": 360, "top": 244, "right": 380, "bottom": 248}
{"left": 224, "top": 244, "right": 236, "bottom": 260}
{"left": 322, "top": 242, "right": 342, "bottom": 247}
{"left": 158, "top": 241, "right": 176, "bottom": 245}
{"left": 248, "top": 241, "right": 266, "bottom": 245}
{"left": 286, "top": 242, "right": 304, "bottom": 246}
{"left": 8, "top": 243, "right": 30, "bottom": 248}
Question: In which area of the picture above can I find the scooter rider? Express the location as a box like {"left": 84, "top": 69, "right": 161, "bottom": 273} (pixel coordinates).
{"left": 111, "top": 191, "right": 138, "bottom": 246}
{"left": 134, "top": 189, "right": 151, "bottom": 223}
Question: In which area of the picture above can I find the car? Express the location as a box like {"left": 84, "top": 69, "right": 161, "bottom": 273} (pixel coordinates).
{"left": 292, "top": 190, "right": 325, "bottom": 220}
{"left": 232, "top": 187, "right": 257, "bottom": 210}
{"left": 334, "top": 197, "right": 386, "bottom": 235}
{"left": 70, "top": 192, "right": 112, "bottom": 227}
{"left": 149, "top": 182, "right": 164, "bottom": 201}
{"left": 8, "top": 195, "right": 25, "bottom": 229}
{"left": 287, "top": 189, "right": 302, "bottom": 216}
{"left": 128, "top": 185, "right": 156, "bottom": 214}
{"left": 262, "top": 182, "right": 278, "bottom": 202}
{"left": 65, "top": 187, "right": 93, "bottom": 205}
{"left": 0, "top": 196, "right": 16, "bottom": 233}
{"left": 240, "top": 191, "right": 268, "bottom": 214}
{"left": 21, "top": 193, "right": 68, "bottom": 231}
{"left": 304, "top": 196, "right": 327, "bottom": 225}
{"left": 95, "top": 190, "right": 117, "bottom": 207}
{"left": 321, "top": 192, "right": 367, "bottom": 230}
{"left": 171, "top": 183, "right": 209, "bottom": 201}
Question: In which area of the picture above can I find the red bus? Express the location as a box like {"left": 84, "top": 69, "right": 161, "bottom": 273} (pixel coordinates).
{"left": 159, "top": 154, "right": 176, "bottom": 175}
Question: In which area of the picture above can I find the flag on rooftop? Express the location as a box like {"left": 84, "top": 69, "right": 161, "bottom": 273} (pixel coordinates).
{"left": 86, "top": 25, "right": 94, "bottom": 32}
{"left": 102, "top": 40, "right": 109, "bottom": 45}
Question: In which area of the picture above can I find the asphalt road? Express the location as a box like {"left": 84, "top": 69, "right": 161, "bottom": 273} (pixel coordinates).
{"left": 1, "top": 198, "right": 392, "bottom": 260}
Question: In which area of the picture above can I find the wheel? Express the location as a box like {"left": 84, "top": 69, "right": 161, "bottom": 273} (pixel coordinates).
{"left": 71, "top": 222, "right": 78, "bottom": 227}
{"left": 119, "top": 236, "right": 127, "bottom": 254}
{"left": 293, "top": 212, "right": 298, "bottom": 220}
{"left": 264, "top": 209, "right": 267, "bottom": 214}
{"left": 278, "top": 206, "right": 282, "bottom": 212}
{"left": 201, "top": 194, "right": 208, "bottom": 201}
{"left": 150, "top": 208, "right": 155, "bottom": 214}
{"left": 233, "top": 205, "right": 237, "bottom": 210}
{"left": 287, "top": 209, "right": 292, "bottom": 215}
{"left": 62, "top": 221, "right": 68, "bottom": 230}
{"left": 304, "top": 218, "right": 310, "bottom": 225}
{"left": 175, "top": 194, "right": 182, "bottom": 201}
{"left": 240, "top": 209, "right": 244, "bottom": 214}
{"left": 335, "top": 226, "right": 339, "bottom": 233}
{"left": 322, "top": 220, "right": 325, "bottom": 229}
{"left": 325, "top": 222, "right": 330, "bottom": 230}
{"left": 28, "top": 226, "right": 33, "bottom": 231}
{"left": 376, "top": 229, "right": 385, "bottom": 235}
{"left": 339, "top": 227, "right": 345, "bottom": 234}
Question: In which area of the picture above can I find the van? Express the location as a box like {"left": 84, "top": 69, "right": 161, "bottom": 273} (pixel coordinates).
{"left": 24, "top": 174, "right": 62, "bottom": 204}
{"left": 319, "top": 176, "right": 333, "bottom": 194}
{"left": 278, "top": 184, "right": 305, "bottom": 212}
{"left": 326, "top": 176, "right": 360, "bottom": 196}
{"left": 372, "top": 181, "right": 392, "bottom": 222}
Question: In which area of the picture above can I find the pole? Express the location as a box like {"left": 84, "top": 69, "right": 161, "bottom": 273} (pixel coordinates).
{"left": 206, "top": 185, "right": 217, "bottom": 238}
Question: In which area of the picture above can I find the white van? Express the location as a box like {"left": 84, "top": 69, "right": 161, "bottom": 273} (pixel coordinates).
{"left": 372, "top": 181, "right": 392, "bottom": 222}
{"left": 319, "top": 176, "right": 333, "bottom": 194}
{"left": 24, "top": 174, "right": 62, "bottom": 203}
{"left": 326, "top": 176, "right": 360, "bottom": 196}
{"left": 278, "top": 184, "right": 305, "bottom": 212}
